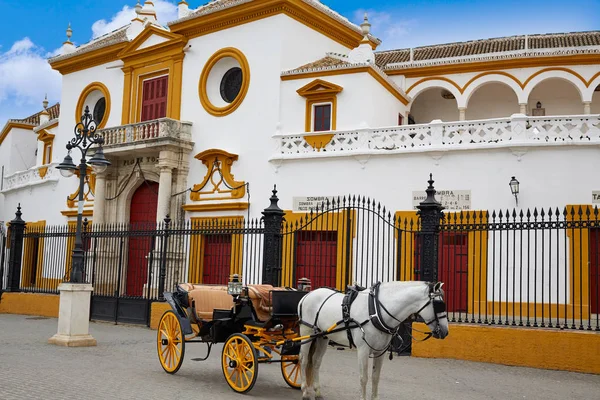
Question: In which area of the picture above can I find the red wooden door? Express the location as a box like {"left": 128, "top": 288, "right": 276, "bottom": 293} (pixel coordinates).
{"left": 126, "top": 182, "right": 158, "bottom": 296}
{"left": 590, "top": 229, "right": 600, "bottom": 314}
{"left": 295, "top": 231, "right": 337, "bottom": 289}
{"left": 141, "top": 75, "right": 168, "bottom": 122}
{"left": 438, "top": 232, "right": 468, "bottom": 312}
{"left": 202, "top": 234, "right": 232, "bottom": 284}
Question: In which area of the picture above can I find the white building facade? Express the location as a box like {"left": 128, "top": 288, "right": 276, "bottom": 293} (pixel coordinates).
{"left": 1, "top": 1, "right": 600, "bottom": 318}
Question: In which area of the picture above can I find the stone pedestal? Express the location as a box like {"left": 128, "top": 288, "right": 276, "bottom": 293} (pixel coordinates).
{"left": 48, "top": 283, "right": 96, "bottom": 347}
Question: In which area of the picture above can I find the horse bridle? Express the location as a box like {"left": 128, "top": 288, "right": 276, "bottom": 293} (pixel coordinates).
{"left": 414, "top": 288, "right": 447, "bottom": 338}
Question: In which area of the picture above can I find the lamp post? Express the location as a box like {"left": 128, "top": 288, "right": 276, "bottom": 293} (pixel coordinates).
{"left": 57, "top": 106, "right": 110, "bottom": 283}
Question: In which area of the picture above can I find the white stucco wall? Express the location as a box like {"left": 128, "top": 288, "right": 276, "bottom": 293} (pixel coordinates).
{"left": 279, "top": 72, "right": 406, "bottom": 133}
{"left": 409, "top": 88, "right": 459, "bottom": 123}
{"left": 466, "top": 82, "right": 520, "bottom": 120}
{"left": 527, "top": 78, "right": 583, "bottom": 116}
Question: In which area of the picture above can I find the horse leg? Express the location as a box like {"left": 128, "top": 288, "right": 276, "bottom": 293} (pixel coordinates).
{"left": 370, "top": 354, "right": 384, "bottom": 400}
{"left": 312, "top": 337, "right": 329, "bottom": 400}
{"left": 357, "top": 345, "right": 370, "bottom": 400}
{"left": 300, "top": 340, "right": 316, "bottom": 400}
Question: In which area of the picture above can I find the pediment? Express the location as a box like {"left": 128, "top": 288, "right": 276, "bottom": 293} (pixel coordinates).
{"left": 118, "top": 25, "right": 186, "bottom": 58}
{"left": 37, "top": 129, "right": 55, "bottom": 143}
{"left": 297, "top": 79, "right": 344, "bottom": 97}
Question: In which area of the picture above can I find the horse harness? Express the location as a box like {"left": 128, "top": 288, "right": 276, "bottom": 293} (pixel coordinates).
{"left": 299, "top": 282, "right": 447, "bottom": 358}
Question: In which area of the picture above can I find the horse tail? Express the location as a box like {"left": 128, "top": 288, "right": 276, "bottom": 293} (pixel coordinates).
{"left": 306, "top": 339, "right": 317, "bottom": 387}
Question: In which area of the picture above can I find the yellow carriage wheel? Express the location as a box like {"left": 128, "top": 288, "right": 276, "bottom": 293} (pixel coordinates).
{"left": 157, "top": 310, "right": 185, "bottom": 374}
{"left": 222, "top": 333, "right": 258, "bottom": 393}
{"left": 281, "top": 355, "right": 301, "bottom": 389}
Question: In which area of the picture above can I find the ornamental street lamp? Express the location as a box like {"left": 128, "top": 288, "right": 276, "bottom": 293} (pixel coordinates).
{"left": 509, "top": 176, "right": 520, "bottom": 207}
{"left": 57, "top": 106, "right": 110, "bottom": 283}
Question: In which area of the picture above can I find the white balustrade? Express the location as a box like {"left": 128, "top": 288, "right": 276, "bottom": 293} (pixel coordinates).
{"left": 272, "top": 114, "right": 600, "bottom": 159}
{"left": 1, "top": 163, "right": 60, "bottom": 193}
{"left": 99, "top": 118, "right": 192, "bottom": 147}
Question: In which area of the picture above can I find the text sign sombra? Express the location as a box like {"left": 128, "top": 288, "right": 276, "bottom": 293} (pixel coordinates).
{"left": 593, "top": 191, "right": 600, "bottom": 204}
{"left": 412, "top": 190, "right": 471, "bottom": 211}
{"left": 293, "top": 196, "right": 336, "bottom": 212}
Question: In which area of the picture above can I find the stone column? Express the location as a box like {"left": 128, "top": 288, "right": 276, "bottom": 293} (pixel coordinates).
{"left": 458, "top": 107, "right": 466, "bottom": 121}
{"left": 519, "top": 103, "right": 528, "bottom": 115}
{"left": 583, "top": 102, "right": 591, "bottom": 115}
{"left": 92, "top": 172, "right": 107, "bottom": 226}
{"left": 156, "top": 150, "right": 177, "bottom": 222}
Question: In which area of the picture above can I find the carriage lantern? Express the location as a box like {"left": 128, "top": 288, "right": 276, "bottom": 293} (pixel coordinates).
{"left": 297, "top": 277, "right": 312, "bottom": 292}
{"left": 228, "top": 274, "right": 243, "bottom": 296}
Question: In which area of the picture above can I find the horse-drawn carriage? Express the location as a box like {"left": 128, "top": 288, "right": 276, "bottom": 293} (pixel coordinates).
{"left": 157, "top": 275, "right": 449, "bottom": 398}
{"left": 157, "top": 275, "right": 310, "bottom": 393}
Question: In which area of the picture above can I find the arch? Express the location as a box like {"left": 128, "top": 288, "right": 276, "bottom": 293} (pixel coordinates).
{"left": 465, "top": 81, "right": 520, "bottom": 120}
{"left": 409, "top": 86, "right": 459, "bottom": 123}
{"left": 523, "top": 68, "right": 586, "bottom": 102}
{"left": 463, "top": 73, "right": 525, "bottom": 106}
{"left": 406, "top": 77, "right": 464, "bottom": 107}
{"left": 526, "top": 77, "right": 583, "bottom": 116}
{"left": 119, "top": 168, "right": 160, "bottom": 225}
{"left": 583, "top": 71, "right": 600, "bottom": 103}
{"left": 591, "top": 82, "right": 600, "bottom": 114}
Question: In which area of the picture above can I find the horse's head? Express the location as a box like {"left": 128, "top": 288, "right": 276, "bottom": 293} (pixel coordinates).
{"left": 419, "top": 282, "right": 449, "bottom": 339}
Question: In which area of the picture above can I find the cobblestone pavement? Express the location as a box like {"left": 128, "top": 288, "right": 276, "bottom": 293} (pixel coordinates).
{"left": 0, "top": 314, "right": 598, "bottom": 400}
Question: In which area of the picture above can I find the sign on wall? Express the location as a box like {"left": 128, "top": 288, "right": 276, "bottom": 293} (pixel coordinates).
{"left": 293, "top": 196, "right": 336, "bottom": 212}
{"left": 412, "top": 190, "right": 472, "bottom": 211}
{"left": 593, "top": 191, "right": 600, "bottom": 204}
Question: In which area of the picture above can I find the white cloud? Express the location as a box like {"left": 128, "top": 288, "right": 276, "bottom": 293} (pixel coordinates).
{"left": 91, "top": 0, "right": 179, "bottom": 39}
{"left": 353, "top": 9, "right": 418, "bottom": 50}
{"left": 0, "top": 38, "right": 61, "bottom": 123}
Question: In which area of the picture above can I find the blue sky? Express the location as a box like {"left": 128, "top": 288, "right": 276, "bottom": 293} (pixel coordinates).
{"left": 0, "top": 0, "right": 597, "bottom": 129}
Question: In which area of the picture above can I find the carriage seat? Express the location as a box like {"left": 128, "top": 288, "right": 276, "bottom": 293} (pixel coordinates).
{"left": 178, "top": 283, "right": 233, "bottom": 321}
{"left": 246, "top": 285, "right": 289, "bottom": 322}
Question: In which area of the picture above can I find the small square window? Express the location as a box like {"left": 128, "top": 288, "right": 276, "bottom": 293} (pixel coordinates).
{"left": 313, "top": 104, "right": 331, "bottom": 132}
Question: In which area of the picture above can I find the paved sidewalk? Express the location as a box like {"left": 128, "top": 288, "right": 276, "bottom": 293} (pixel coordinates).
{"left": 0, "top": 314, "right": 598, "bottom": 399}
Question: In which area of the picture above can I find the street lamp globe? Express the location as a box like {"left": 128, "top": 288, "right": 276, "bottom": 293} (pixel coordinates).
{"left": 57, "top": 153, "right": 77, "bottom": 178}
{"left": 88, "top": 147, "right": 111, "bottom": 174}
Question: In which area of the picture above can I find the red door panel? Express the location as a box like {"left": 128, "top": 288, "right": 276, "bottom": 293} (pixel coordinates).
{"left": 295, "top": 231, "right": 337, "bottom": 289}
{"left": 141, "top": 75, "right": 168, "bottom": 122}
{"left": 438, "top": 232, "right": 468, "bottom": 312}
{"left": 591, "top": 229, "right": 600, "bottom": 314}
{"left": 126, "top": 182, "right": 158, "bottom": 296}
{"left": 203, "top": 234, "right": 232, "bottom": 284}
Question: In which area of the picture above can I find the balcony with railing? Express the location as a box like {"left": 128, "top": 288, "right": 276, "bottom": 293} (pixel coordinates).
{"left": 98, "top": 118, "right": 193, "bottom": 154}
{"left": 1, "top": 163, "right": 61, "bottom": 194}
{"left": 270, "top": 114, "right": 600, "bottom": 161}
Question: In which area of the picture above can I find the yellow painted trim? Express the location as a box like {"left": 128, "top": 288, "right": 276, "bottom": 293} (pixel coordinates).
{"left": 38, "top": 166, "right": 48, "bottom": 178}
{"left": 0, "top": 292, "right": 59, "bottom": 318}
{"left": 21, "top": 221, "right": 46, "bottom": 289}
{"left": 198, "top": 47, "right": 251, "bottom": 117}
{"left": 411, "top": 322, "right": 600, "bottom": 375}
{"left": 304, "top": 134, "right": 334, "bottom": 151}
{"left": 189, "top": 149, "right": 246, "bottom": 201}
{"left": 49, "top": 42, "right": 128, "bottom": 75}
{"left": 297, "top": 79, "right": 343, "bottom": 132}
{"left": 522, "top": 67, "right": 588, "bottom": 88}
{"left": 182, "top": 202, "right": 249, "bottom": 212}
{"left": 38, "top": 130, "right": 55, "bottom": 165}
{"left": 119, "top": 26, "right": 187, "bottom": 124}
{"left": 60, "top": 209, "right": 94, "bottom": 217}
{"left": 169, "top": 0, "right": 377, "bottom": 51}
{"left": 387, "top": 53, "right": 600, "bottom": 78}
{"left": 188, "top": 216, "right": 245, "bottom": 284}
{"left": 394, "top": 211, "right": 419, "bottom": 281}
{"left": 406, "top": 76, "right": 465, "bottom": 94}
{"left": 75, "top": 82, "right": 111, "bottom": 129}
{"left": 281, "top": 210, "right": 356, "bottom": 291}
{"left": 150, "top": 302, "right": 171, "bottom": 330}
{"left": 66, "top": 173, "right": 96, "bottom": 209}
{"left": 0, "top": 122, "right": 34, "bottom": 146}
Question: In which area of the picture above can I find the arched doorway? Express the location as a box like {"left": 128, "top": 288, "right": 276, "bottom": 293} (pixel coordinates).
{"left": 591, "top": 84, "right": 600, "bottom": 114}
{"left": 127, "top": 181, "right": 159, "bottom": 296}
{"left": 409, "top": 87, "right": 459, "bottom": 123}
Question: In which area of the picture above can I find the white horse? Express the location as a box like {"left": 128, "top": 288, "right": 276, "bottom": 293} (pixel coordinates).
{"left": 297, "top": 281, "right": 449, "bottom": 400}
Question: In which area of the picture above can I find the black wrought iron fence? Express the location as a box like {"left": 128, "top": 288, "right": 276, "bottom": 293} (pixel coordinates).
{"left": 439, "top": 207, "right": 600, "bottom": 331}
{"left": 0, "top": 226, "right": 8, "bottom": 292}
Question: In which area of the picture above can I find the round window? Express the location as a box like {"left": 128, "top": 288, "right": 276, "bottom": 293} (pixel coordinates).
{"left": 220, "top": 67, "right": 243, "bottom": 103}
{"left": 93, "top": 97, "right": 106, "bottom": 124}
